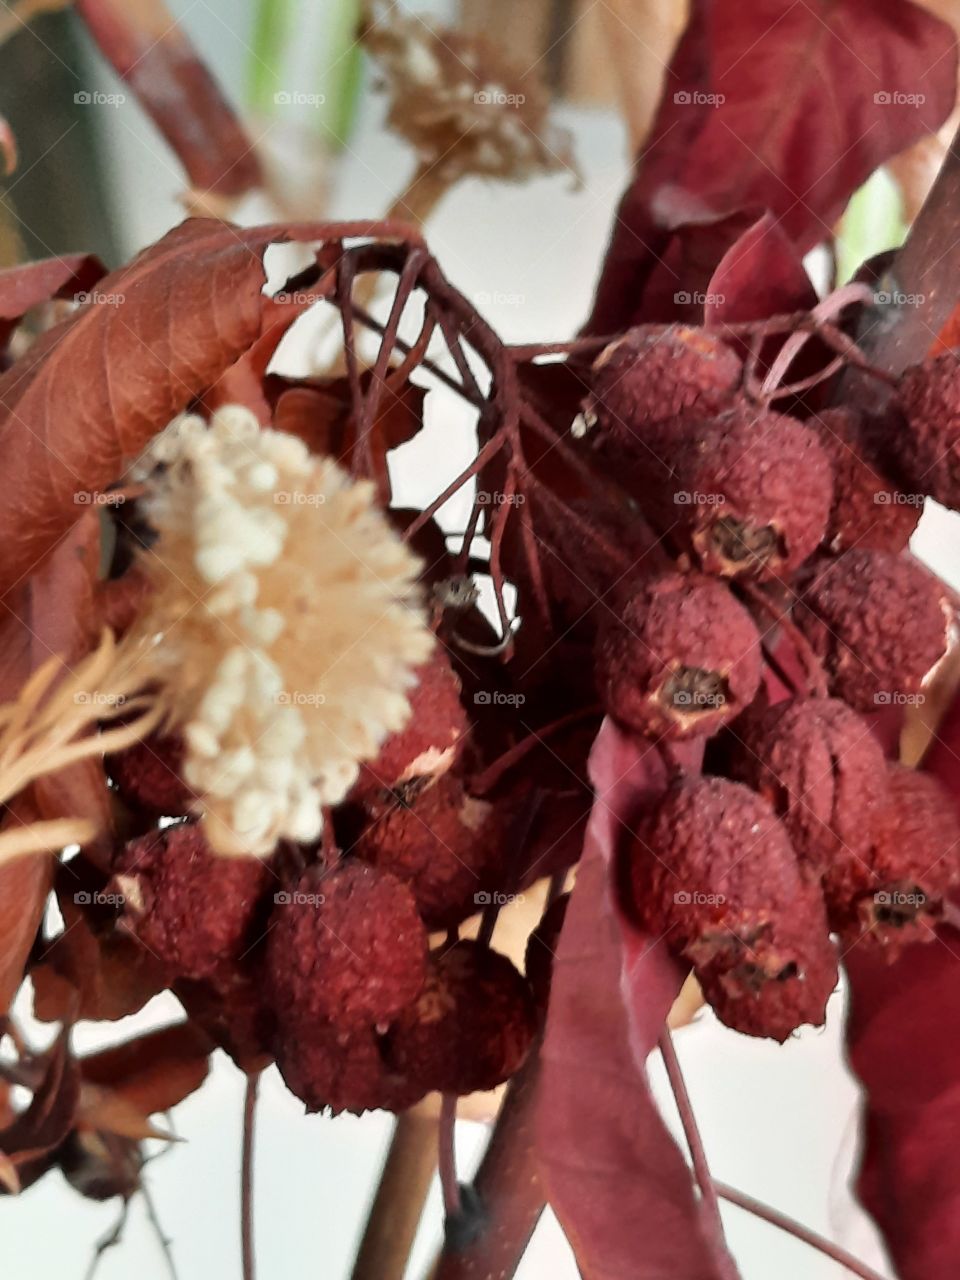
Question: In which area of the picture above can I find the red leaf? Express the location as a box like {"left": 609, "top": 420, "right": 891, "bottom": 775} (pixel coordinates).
{"left": 706, "top": 214, "right": 818, "bottom": 326}
{"left": 537, "top": 719, "right": 738, "bottom": 1279}
{"left": 74, "top": 0, "right": 262, "bottom": 198}
{"left": 79, "top": 1022, "right": 212, "bottom": 1116}
{"left": 588, "top": 0, "right": 957, "bottom": 332}
{"left": 0, "top": 218, "right": 385, "bottom": 597}
{"left": 0, "top": 254, "right": 104, "bottom": 352}
{"left": 0, "top": 798, "right": 54, "bottom": 1017}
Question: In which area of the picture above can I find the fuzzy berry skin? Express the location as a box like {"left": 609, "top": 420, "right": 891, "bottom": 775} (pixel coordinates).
{"left": 629, "top": 777, "right": 838, "bottom": 1041}
{"left": 595, "top": 573, "right": 762, "bottom": 739}
{"left": 725, "top": 697, "right": 886, "bottom": 876}
{"left": 112, "top": 823, "right": 270, "bottom": 981}
{"left": 385, "top": 941, "right": 537, "bottom": 1095}
{"left": 588, "top": 325, "right": 741, "bottom": 449}
{"left": 107, "top": 731, "right": 194, "bottom": 818}
{"left": 274, "top": 1021, "right": 427, "bottom": 1116}
{"left": 672, "top": 407, "right": 833, "bottom": 579}
{"left": 896, "top": 353, "right": 960, "bottom": 510}
{"left": 812, "top": 409, "right": 920, "bottom": 554}
{"left": 826, "top": 765, "right": 960, "bottom": 951}
{"left": 794, "top": 550, "right": 947, "bottom": 712}
{"left": 349, "top": 652, "right": 468, "bottom": 804}
{"left": 266, "top": 861, "right": 427, "bottom": 1030}
{"left": 352, "top": 774, "right": 505, "bottom": 930}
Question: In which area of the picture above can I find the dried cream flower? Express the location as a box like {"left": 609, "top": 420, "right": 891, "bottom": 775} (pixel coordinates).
{"left": 134, "top": 405, "right": 433, "bottom": 856}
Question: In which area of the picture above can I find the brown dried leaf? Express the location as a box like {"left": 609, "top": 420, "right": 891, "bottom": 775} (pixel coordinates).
{"left": 79, "top": 1023, "right": 212, "bottom": 1118}
{"left": 0, "top": 1030, "right": 80, "bottom": 1164}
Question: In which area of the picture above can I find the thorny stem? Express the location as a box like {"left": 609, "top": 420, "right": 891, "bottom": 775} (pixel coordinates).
{"left": 241, "top": 1072, "right": 260, "bottom": 1280}
{"left": 439, "top": 1094, "right": 461, "bottom": 1218}
{"left": 714, "top": 1182, "right": 890, "bottom": 1280}
{"left": 658, "top": 1026, "right": 730, "bottom": 1266}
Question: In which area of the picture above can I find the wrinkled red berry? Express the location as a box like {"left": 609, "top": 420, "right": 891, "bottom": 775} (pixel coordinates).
{"left": 896, "top": 353, "right": 960, "bottom": 510}
{"left": 595, "top": 573, "right": 763, "bottom": 739}
{"left": 794, "top": 550, "right": 947, "bottom": 711}
{"left": 386, "top": 941, "right": 536, "bottom": 1095}
{"left": 266, "top": 860, "right": 427, "bottom": 1029}
{"left": 107, "top": 731, "right": 194, "bottom": 818}
{"left": 726, "top": 696, "right": 886, "bottom": 875}
{"left": 826, "top": 765, "right": 960, "bottom": 951}
{"left": 274, "top": 1020, "right": 426, "bottom": 1116}
{"left": 588, "top": 325, "right": 741, "bottom": 449}
{"left": 671, "top": 407, "right": 832, "bottom": 579}
{"left": 629, "top": 776, "right": 838, "bottom": 1041}
{"left": 812, "top": 408, "right": 920, "bottom": 553}
{"left": 353, "top": 774, "right": 505, "bottom": 929}
{"left": 112, "top": 823, "right": 270, "bottom": 980}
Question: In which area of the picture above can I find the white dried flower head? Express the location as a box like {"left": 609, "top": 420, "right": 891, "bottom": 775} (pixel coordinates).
{"left": 133, "top": 405, "right": 433, "bottom": 856}
{"left": 363, "top": 2, "right": 576, "bottom": 185}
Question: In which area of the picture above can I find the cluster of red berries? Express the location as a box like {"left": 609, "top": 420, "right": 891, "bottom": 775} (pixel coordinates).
{"left": 586, "top": 325, "right": 959, "bottom": 1040}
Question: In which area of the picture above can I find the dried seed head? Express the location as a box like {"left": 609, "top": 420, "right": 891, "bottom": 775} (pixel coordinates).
{"left": 266, "top": 860, "right": 428, "bottom": 1030}
{"left": 385, "top": 941, "right": 537, "bottom": 1095}
{"left": 353, "top": 773, "right": 505, "bottom": 930}
{"left": 673, "top": 407, "right": 833, "bottom": 579}
{"left": 794, "top": 549, "right": 948, "bottom": 712}
{"left": 826, "top": 765, "right": 960, "bottom": 951}
{"left": 629, "top": 776, "right": 838, "bottom": 1041}
{"left": 725, "top": 697, "right": 886, "bottom": 876}
{"left": 113, "top": 823, "right": 271, "bottom": 981}
{"left": 595, "top": 573, "right": 762, "bottom": 739}
{"left": 588, "top": 325, "right": 741, "bottom": 449}
{"left": 131, "top": 406, "right": 433, "bottom": 855}
{"left": 812, "top": 408, "right": 920, "bottom": 553}
{"left": 896, "top": 353, "right": 960, "bottom": 509}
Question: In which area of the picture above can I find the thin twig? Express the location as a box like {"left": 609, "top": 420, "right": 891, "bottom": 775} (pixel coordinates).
{"left": 350, "top": 1110, "right": 438, "bottom": 1280}
{"left": 438, "top": 1094, "right": 461, "bottom": 1219}
{"left": 241, "top": 1072, "right": 260, "bottom": 1280}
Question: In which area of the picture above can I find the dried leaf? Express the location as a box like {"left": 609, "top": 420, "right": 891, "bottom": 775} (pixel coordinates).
{"left": 537, "top": 719, "right": 738, "bottom": 1279}
{"left": 706, "top": 214, "right": 818, "bottom": 326}
{"left": 588, "top": 0, "right": 958, "bottom": 332}
{"left": 75, "top": 1084, "right": 175, "bottom": 1142}
{"left": 0, "top": 1030, "right": 80, "bottom": 1164}
{"left": 78, "top": 1023, "right": 212, "bottom": 1118}
{"left": 0, "top": 796, "right": 54, "bottom": 1015}
{"left": 0, "top": 253, "right": 104, "bottom": 352}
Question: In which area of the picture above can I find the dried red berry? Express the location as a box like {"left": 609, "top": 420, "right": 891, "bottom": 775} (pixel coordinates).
{"left": 107, "top": 730, "right": 194, "bottom": 818}
{"left": 266, "top": 860, "right": 427, "bottom": 1030}
{"left": 386, "top": 941, "right": 536, "bottom": 1095}
{"left": 794, "top": 550, "right": 947, "bottom": 711}
{"left": 628, "top": 776, "right": 838, "bottom": 1041}
{"left": 671, "top": 407, "right": 832, "bottom": 579}
{"left": 587, "top": 325, "right": 741, "bottom": 449}
{"left": 826, "top": 765, "right": 960, "bottom": 951}
{"left": 725, "top": 696, "right": 886, "bottom": 875}
{"left": 352, "top": 774, "right": 505, "bottom": 929}
{"left": 595, "top": 573, "right": 762, "bottom": 739}
{"left": 811, "top": 408, "right": 920, "bottom": 553}
{"left": 274, "top": 1020, "right": 426, "bottom": 1116}
{"left": 349, "top": 651, "right": 468, "bottom": 803}
{"left": 112, "top": 823, "right": 270, "bottom": 981}
{"left": 896, "top": 353, "right": 960, "bottom": 509}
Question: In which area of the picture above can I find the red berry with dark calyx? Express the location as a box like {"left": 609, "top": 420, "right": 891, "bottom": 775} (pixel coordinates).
{"left": 112, "top": 823, "right": 271, "bottom": 981}
{"left": 595, "top": 572, "right": 763, "bottom": 739}
{"left": 895, "top": 352, "right": 960, "bottom": 510}
{"left": 793, "top": 549, "right": 947, "bottom": 712}
{"left": 107, "top": 730, "right": 194, "bottom": 818}
{"left": 274, "top": 1020, "right": 427, "bottom": 1116}
{"left": 352, "top": 773, "right": 506, "bottom": 930}
{"left": 725, "top": 696, "right": 886, "bottom": 876}
{"left": 671, "top": 407, "right": 833, "bottom": 579}
{"left": 587, "top": 324, "right": 742, "bottom": 449}
{"left": 825, "top": 765, "right": 960, "bottom": 952}
{"left": 348, "top": 651, "right": 469, "bottom": 804}
{"left": 628, "top": 776, "right": 838, "bottom": 1041}
{"left": 811, "top": 408, "right": 920, "bottom": 553}
{"left": 266, "top": 860, "right": 427, "bottom": 1030}
{"left": 385, "top": 941, "right": 537, "bottom": 1095}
